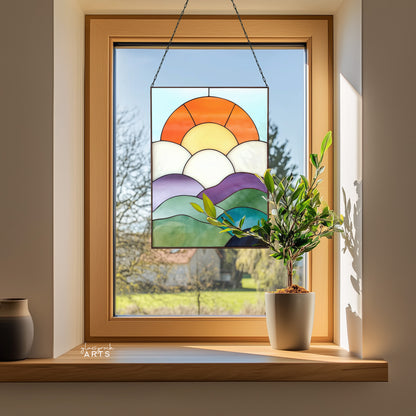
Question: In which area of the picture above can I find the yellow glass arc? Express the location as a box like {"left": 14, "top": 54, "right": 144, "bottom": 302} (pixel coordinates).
{"left": 181, "top": 123, "right": 238, "bottom": 155}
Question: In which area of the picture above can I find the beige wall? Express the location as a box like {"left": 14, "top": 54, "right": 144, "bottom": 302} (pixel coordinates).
{"left": 362, "top": 0, "right": 416, "bottom": 365}
{"left": 0, "top": 0, "right": 54, "bottom": 358}
{"left": 79, "top": 0, "right": 343, "bottom": 15}
{"left": 1, "top": 0, "right": 416, "bottom": 415}
{"left": 53, "top": 0, "right": 84, "bottom": 358}
{"left": 334, "top": 0, "right": 363, "bottom": 355}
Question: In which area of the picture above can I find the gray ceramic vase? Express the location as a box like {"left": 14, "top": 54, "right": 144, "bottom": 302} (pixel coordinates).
{"left": 0, "top": 298, "right": 34, "bottom": 361}
{"left": 265, "top": 292, "right": 315, "bottom": 350}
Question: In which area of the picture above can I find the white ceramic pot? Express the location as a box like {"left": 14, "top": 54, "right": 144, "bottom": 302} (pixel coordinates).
{"left": 265, "top": 292, "right": 315, "bottom": 350}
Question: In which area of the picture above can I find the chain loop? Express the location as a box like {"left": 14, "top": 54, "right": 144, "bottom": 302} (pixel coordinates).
{"left": 229, "top": 0, "right": 268, "bottom": 87}
{"left": 151, "top": 0, "right": 268, "bottom": 87}
{"left": 151, "top": 0, "right": 190, "bottom": 87}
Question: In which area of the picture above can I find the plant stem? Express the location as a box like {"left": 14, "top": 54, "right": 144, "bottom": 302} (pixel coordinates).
{"left": 287, "top": 259, "right": 293, "bottom": 287}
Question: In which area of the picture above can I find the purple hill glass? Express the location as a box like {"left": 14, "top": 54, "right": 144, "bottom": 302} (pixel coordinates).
{"left": 197, "top": 172, "right": 266, "bottom": 204}
{"left": 152, "top": 174, "right": 204, "bottom": 210}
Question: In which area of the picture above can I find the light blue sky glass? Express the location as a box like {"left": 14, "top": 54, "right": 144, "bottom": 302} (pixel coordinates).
{"left": 151, "top": 87, "right": 268, "bottom": 143}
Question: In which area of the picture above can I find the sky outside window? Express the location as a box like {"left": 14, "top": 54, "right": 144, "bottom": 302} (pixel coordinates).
{"left": 113, "top": 45, "right": 307, "bottom": 316}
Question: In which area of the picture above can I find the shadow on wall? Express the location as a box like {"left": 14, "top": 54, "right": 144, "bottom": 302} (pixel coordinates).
{"left": 342, "top": 180, "right": 362, "bottom": 356}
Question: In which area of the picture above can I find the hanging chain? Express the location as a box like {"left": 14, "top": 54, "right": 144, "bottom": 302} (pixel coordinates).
{"left": 151, "top": 0, "right": 268, "bottom": 87}
{"left": 229, "top": 0, "right": 268, "bottom": 87}
{"left": 151, "top": 0, "right": 190, "bottom": 87}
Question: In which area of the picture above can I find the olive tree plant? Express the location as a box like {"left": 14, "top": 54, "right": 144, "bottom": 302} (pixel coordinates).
{"left": 191, "top": 132, "right": 343, "bottom": 291}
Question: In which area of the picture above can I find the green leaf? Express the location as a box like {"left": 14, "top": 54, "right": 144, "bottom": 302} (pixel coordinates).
{"left": 310, "top": 153, "right": 319, "bottom": 168}
{"left": 207, "top": 217, "right": 223, "bottom": 227}
{"left": 239, "top": 216, "right": 246, "bottom": 229}
{"left": 262, "top": 221, "right": 271, "bottom": 234}
{"left": 312, "top": 192, "right": 321, "bottom": 206}
{"left": 190, "top": 202, "right": 204, "bottom": 213}
{"left": 317, "top": 166, "right": 325, "bottom": 176}
{"left": 223, "top": 211, "right": 235, "bottom": 223}
{"left": 291, "top": 187, "right": 303, "bottom": 202}
{"left": 275, "top": 189, "right": 284, "bottom": 205}
{"left": 303, "top": 241, "right": 320, "bottom": 253}
{"left": 202, "top": 193, "right": 216, "bottom": 218}
{"left": 298, "top": 198, "right": 311, "bottom": 214}
{"left": 319, "top": 131, "right": 332, "bottom": 163}
{"left": 222, "top": 219, "right": 233, "bottom": 227}
{"left": 232, "top": 230, "right": 245, "bottom": 238}
{"left": 272, "top": 224, "right": 281, "bottom": 233}
{"left": 306, "top": 205, "right": 317, "bottom": 217}
{"left": 264, "top": 170, "right": 275, "bottom": 193}
{"left": 301, "top": 175, "right": 309, "bottom": 189}
{"left": 254, "top": 173, "right": 265, "bottom": 183}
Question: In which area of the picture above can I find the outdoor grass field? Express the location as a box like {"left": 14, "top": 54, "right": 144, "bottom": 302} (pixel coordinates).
{"left": 116, "top": 277, "right": 266, "bottom": 316}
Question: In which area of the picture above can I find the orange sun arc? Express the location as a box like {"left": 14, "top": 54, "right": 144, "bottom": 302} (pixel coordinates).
{"left": 160, "top": 96, "right": 259, "bottom": 145}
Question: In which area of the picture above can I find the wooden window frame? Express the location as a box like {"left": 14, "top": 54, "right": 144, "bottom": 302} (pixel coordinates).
{"left": 85, "top": 15, "right": 333, "bottom": 342}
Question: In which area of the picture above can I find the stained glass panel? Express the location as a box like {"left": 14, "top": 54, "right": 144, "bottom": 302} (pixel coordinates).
{"left": 151, "top": 87, "right": 268, "bottom": 248}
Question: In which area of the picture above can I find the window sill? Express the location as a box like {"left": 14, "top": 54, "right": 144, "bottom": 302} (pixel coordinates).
{"left": 0, "top": 343, "right": 387, "bottom": 382}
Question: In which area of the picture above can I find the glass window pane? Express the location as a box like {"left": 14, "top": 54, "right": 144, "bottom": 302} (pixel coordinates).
{"left": 114, "top": 45, "right": 306, "bottom": 316}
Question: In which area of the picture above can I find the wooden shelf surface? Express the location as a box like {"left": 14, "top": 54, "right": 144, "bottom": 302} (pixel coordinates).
{"left": 0, "top": 343, "right": 387, "bottom": 382}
